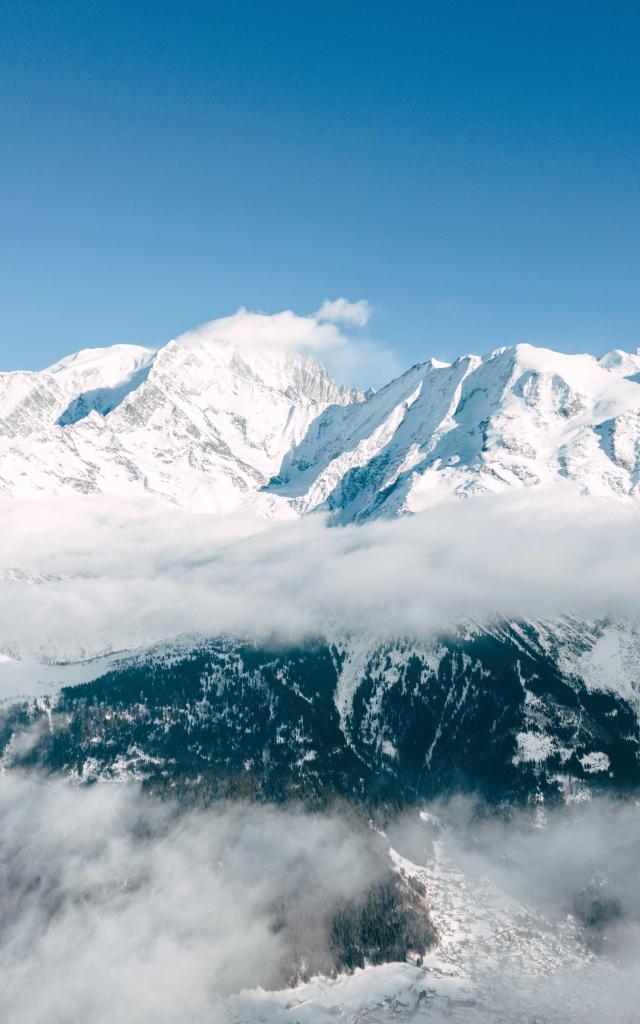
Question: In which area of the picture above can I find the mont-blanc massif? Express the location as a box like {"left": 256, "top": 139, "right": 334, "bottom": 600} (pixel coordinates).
{"left": 1, "top": 307, "right": 640, "bottom": 1022}
{"left": 4, "top": 4, "right": 640, "bottom": 1022}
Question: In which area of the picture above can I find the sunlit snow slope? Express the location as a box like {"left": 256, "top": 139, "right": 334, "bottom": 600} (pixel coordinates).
{"left": 0, "top": 335, "right": 359, "bottom": 513}
{"left": 268, "top": 344, "right": 640, "bottom": 521}
{"left": 1, "top": 331, "right": 639, "bottom": 519}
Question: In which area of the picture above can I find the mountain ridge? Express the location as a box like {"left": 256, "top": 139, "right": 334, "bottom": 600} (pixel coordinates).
{"left": 0, "top": 332, "right": 639, "bottom": 520}
{"left": 265, "top": 341, "right": 640, "bottom": 521}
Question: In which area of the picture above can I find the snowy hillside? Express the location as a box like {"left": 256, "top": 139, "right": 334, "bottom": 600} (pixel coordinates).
{"left": 0, "top": 329, "right": 639, "bottom": 519}
{"left": 599, "top": 346, "right": 640, "bottom": 381}
{"left": 0, "top": 343, "right": 154, "bottom": 437}
{"left": 267, "top": 343, "right": 640, "bottom": 521}
{"left": 0, "top": 333, "right": 360, "bottom": 513}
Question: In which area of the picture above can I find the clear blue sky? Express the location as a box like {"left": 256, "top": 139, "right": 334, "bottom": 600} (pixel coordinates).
{"left": 2, "top": 0, "right": 640, "bottom": 373}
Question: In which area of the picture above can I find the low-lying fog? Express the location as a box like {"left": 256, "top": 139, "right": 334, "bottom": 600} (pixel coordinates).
{"left": 2, "top": 776, "right": 640, "bottom": 1023}
{"left": 0, "top": 487, "right": 638, "bottom": 661}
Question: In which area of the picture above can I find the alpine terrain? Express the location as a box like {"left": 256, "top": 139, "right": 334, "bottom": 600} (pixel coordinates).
{"left": 2, "top": 325, "right": 640, "bottom": 1022}
{"left": 2, "top": 325, "right": 640, "bottom": 802}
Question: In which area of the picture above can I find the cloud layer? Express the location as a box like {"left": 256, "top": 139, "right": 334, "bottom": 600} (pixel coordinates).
{"left": 0, "top": 775, "right": 386, "bottom": 1024}
{"left": 0, "top": 487, "right": 638, "bottom": 663}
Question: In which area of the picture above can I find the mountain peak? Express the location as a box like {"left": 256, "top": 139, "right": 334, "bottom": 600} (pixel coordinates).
{"left": 599, "top": 347, "right": 640, "bottom": 379}
{"left": 0, "top": 327, "right": 363, "bottom": 514}
{"left": 47, "top": 343, "right": 154, "bottom": 380}
{"left": 157, "top": 330, "right": 360, "bottom": 408}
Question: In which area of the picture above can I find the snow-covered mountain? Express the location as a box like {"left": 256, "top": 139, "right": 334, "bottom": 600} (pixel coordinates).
{"left": 0, "top": 343, "right": 154, "bottom": 437}
{"left": 5, "top": 615, "right": 640, "bottom": 805}
{"left": 598, "top": 346, "right": 640, "bottom": 381}
{"left": 267, "top": 343, "right": 640, "bottom": 522}
{"left": 0, "top": 335, "right": 360, "bottom": 513}
{"left": 1, "top": 331, "right": 639, "bottom": 519}
{"left": 3, "top": 328, "right": 640, "bottom": 1024}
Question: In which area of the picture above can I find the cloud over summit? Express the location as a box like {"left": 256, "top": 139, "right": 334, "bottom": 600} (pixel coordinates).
{"left": 171, "top": 300, "right": 396, "bottom": 386}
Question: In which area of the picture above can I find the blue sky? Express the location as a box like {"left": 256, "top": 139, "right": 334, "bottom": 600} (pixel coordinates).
{"left": 1, "top": 0, "right": 640, "bottom": 378}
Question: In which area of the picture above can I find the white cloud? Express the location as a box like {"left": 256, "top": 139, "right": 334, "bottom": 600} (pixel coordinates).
{"left": 315, "top": 297, "right": 373, "bottom": 327}
{"left": 0, "top": 488, "right": 638, "bottom": 663}
{"left": 0, "top": 775, "right": 385, "bottom": 1023}
{"left": 177, "top": 307, "right": 346, "bottom": 354}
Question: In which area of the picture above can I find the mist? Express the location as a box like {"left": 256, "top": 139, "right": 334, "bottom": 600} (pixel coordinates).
{"left": 0, "top": 487, "right": 638, "bottom": 661}
{"left": 385, "top": 796, "right": 640, "bottom": 1023}
{"left": 0, "top": 775, "right": 391, "bottom": 1024}
{"left": 3, "top": 776, "right": 640, "bottom": 1022}
{"left": 396, "top": 795, "right": 640, "bottom": 953}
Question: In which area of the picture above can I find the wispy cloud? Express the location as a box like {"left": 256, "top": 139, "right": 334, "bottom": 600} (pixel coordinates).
{"left": 315, "top": 297, "right": 373, "bottom": 327}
